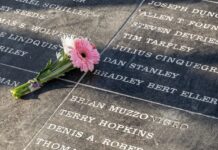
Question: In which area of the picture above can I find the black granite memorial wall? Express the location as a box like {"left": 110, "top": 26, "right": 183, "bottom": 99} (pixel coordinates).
{"left": 0, "top": 0, "right": 217, "bottom": 150}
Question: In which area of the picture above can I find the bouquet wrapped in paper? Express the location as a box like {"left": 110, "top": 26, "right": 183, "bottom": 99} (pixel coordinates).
{"left": 11, "top": 37, "right": 100, "bottom": 99}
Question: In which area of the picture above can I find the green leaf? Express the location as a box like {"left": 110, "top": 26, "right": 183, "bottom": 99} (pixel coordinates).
{"left": 36, "top": 59, "right": 53, "bottom": 79}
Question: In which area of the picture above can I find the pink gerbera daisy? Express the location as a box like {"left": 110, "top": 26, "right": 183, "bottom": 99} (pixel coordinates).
{"left": 67, "top": 38, "right": 100, "bottom": 72}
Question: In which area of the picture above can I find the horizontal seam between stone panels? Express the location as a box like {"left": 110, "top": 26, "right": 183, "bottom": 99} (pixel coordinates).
{"left": 77, "top": 83, "right": 218, "bottom": 120}
{"left": 0, "top": 63, "right": 38, "bottom": 74}
{"left": 0, "top": 63, "right": 77, "bottom": 84}
{"left": 202, "top": 0, "right": 218, "bottom": 4}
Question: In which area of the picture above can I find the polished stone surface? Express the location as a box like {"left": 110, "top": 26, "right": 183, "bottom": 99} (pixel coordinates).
{"left": 0, "top": 0, "right": 218, "bottom": 150}
{"left": 25, "top": 85, "right": 218, "bottom": 150}
{"left": 0, "top": 80, "right": 74, "bottom": 150}
{"left": 82, "top": 0, "right": 218, "bottom": 118}
{"left": 0, "top": 0, "right": 142, "bottom": 149}
{"left": 0, "top": 0, "right": 140, "bottom": 82}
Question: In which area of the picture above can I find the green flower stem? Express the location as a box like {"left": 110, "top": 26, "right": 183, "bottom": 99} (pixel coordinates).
{"left": 11, "top": 82, "right": 31, "bottom": 99}
{"left": 11, "top": 56, "right": 75, "bottom": 99}
{"left": 39, "top": 62, "right": 74, "bottom": 83}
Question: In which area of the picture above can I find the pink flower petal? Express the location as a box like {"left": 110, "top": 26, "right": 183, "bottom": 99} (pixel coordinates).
{"left": 65, "top": 38, "right": 100, "bottom": 72}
